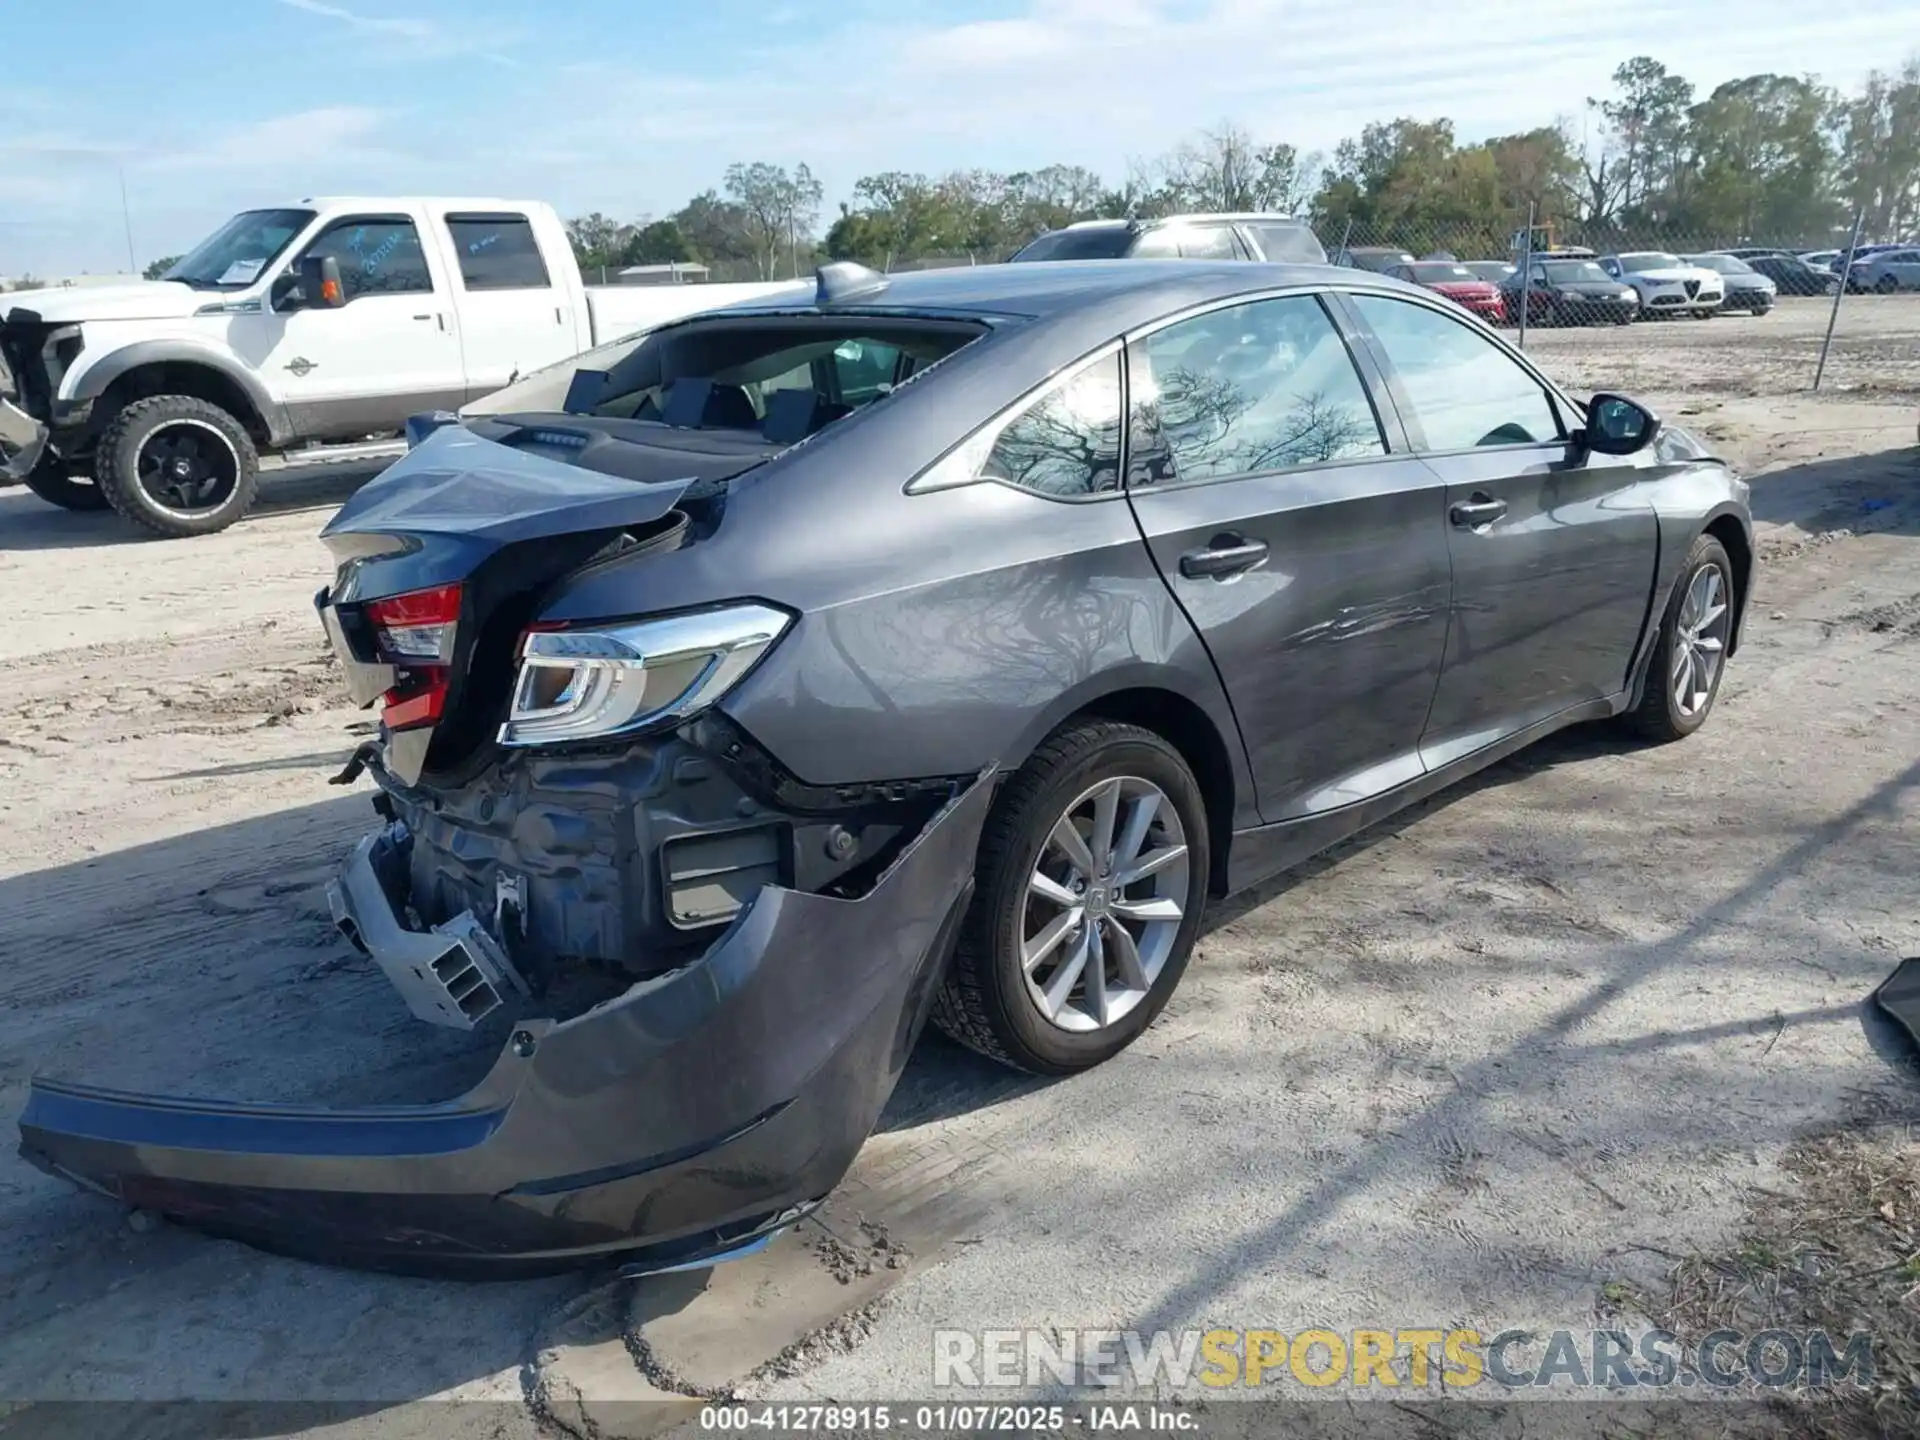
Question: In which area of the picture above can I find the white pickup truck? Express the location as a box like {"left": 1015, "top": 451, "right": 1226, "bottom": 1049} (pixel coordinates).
{"left": 0, "top": 198, "right": 800, "bottom": 535}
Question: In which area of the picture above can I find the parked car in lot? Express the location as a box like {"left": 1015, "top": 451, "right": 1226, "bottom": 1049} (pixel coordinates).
{"left": 1722, "top": 249, "right": 1841, "bottom": 296}
{"left": 1008, "top": 214, "right": 1326, "bottom": 265}
{"left": 1462, "top": 260, "right": 1516, "bottom": 285}
{"left": 1333, "top": 246, "right": 1418, "bottom": 273}
{"left": 19, "top": 258, "right": 1754, "bottom": 1277}
{"left": 1503, "top": 256, "right": 1641, "bottom": 326}
{"left": 1600, "top": 252, "right": 1725, "bottom": 318}
{"left": 1682, "top": 253, "right": 1778, "bottom": 314}
{"left": 1800, "top": 250, "right": 1843, "bottom": 273}
{"left": 0, "top": 197, "right": 800, "bottom": 536}
{"left": 1846, "top": 247, "right": 1920, "bottom": 293}
{"left": 1384, "top": 260, "right": 1507, "bottom": 323}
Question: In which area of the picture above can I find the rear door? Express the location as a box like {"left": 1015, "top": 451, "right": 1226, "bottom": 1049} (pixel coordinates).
{"left": 1124, "top": 290, "right": 1453, "bottom": 823}
{"left": 1339, "top": 291, "right": 1658, "bottom": 769}
{"left": 435, "top": 210, "right": 578, "bottom": 400}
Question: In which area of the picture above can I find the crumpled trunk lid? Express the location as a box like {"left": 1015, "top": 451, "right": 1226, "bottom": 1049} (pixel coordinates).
{"left": 317, "top": 424, "right": 709, "bottom": 784}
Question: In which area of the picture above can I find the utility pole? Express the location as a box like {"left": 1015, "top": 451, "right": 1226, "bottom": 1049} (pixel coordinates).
{"left": 118, "top": 166, "right": 138, "bottom": 274}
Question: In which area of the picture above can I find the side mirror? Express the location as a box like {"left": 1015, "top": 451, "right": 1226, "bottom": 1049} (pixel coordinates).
{"left": 297, "top": 255, "right": 346, "bottom": 309}
{"left": 1580, "top": 393, "right": 1661, "bottom": 457}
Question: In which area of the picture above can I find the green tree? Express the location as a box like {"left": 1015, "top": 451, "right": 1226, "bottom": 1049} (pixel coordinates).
{"left": 1677, "top": 74, "right": 1839, "bottom": 240}
{"left": 563, "top": 212, "right": 630, "bottom": 275}
{"left": 670, "top": 191, "right": 756, "bottom": 269}
{"left": 1836, "top": 56, "right": 1920, "bottom": 239}
{"left": 1593, "top": 57, "right": 1695, "bottom": 219}
{"left": 143, "top": 255, "right": 182, "bottom": 281}
{"left": 619, "top": 219, "right": 695, "bottom": 267}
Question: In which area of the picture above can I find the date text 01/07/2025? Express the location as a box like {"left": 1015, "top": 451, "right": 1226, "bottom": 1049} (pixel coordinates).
{"left": 696, "top": 1403, "right": 1202, "bottom": 1433}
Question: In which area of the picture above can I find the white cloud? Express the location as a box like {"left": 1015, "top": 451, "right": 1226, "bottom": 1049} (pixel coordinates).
{"left": 8, "top": 0, "right": 1913, "bottom": 273}
{"left": 275, "top": 0, "right": 435, "bottom": 42}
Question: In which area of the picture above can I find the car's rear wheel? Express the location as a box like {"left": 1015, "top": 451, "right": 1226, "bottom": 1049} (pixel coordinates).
{"left": 1877, "top": 274, "right": 1901, "bottom": 294}
{"left": 932, "top": 720, "right": 1210, "bottom": 1075}
{"left": 1625, "top": 533, "right": 1735, "bottom": 743}
{"left": 21, "top": 451, "right": 110, "bottom": 512}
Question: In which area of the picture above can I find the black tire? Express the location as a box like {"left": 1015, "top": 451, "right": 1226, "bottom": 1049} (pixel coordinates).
{"left": 1876, "top": 274, "right": 1900, "bottom": 295}
{"left": 94, "top": 395, "right": 260, "bottom": 538}
{"left": 1625, "top": 533, "right": 1736, "bottom": 744}
{"left": 20, "top": 451, "right": 109, "bottom": 512}
{"left": 931, "top": 720, "right": 1211, "bottom": 1075}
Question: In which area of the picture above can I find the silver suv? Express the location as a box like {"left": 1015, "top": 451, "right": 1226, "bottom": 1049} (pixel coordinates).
{"left": 1008, "top": 213, "right": 1326, "bottom": 265}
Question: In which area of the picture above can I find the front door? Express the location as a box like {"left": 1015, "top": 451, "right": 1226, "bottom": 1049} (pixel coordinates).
{"left": 239, "top": 213, "right": 467, "bottom": 441}
{"left": 1341, "top": 292, "right": 1658, "bottom": 769}
{"left": 434, "top": 211, "right": 579, "bottom": 400}
{"left": 1124, "top": 292, "right": 1453, "bottom": 823}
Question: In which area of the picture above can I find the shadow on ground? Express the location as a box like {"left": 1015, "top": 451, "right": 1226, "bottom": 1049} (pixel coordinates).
{"left": 0, "top": 459, "right": 388, "bottom": 552}
{"left": 1748, "top": 443, "right": 1919, "bottom": 541}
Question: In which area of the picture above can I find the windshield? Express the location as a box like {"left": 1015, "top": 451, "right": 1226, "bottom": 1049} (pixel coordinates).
{"left": 1542, "top": 261, "right": 1613, "bottom": 283}
{"left": 164, "top": 208, "right": 314, "bottom": 289}
{"left": 1686, "top": 254, "right": 1753, "bottom": 275}
{"left": 1618, "top": 253, "right": 1682, "bottom": 273}
{"left": 1406, "top": 263, "right": 1475, "bottom": 282}
{"left": 1009, "top": 228, "right": 1135, "bottom": 262}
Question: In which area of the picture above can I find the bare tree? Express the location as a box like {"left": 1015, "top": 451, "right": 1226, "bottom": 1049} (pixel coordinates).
{"left": 724, "top": 162, "right": 825, "bottom": 280}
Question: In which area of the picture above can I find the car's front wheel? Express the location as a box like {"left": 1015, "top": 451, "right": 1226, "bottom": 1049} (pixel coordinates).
{"left": 1625, "top": 534, "right": 1736, "bottom": 743}
{"left": 932, "top": 720, "right": 1210, "bottom": 1075}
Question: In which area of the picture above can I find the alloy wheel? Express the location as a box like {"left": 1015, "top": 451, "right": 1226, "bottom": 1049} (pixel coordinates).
{"left": 136, "top": 420, "right": 241, "bottom": 515}
{"left": 1672, "top": 563, "right": 1731, "bottom": 718}
{"left": 1020, "top": 775, "right": 1189, "bottom": 1033}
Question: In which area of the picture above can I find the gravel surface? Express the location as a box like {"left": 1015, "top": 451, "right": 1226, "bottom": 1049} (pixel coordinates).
{"left": 1, "top": 306, "right": 1916, "bottom": 1435}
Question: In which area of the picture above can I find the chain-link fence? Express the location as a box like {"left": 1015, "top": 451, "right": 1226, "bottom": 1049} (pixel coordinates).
{"left": 602, "top": 212, "right": 1920, "bottom": 409}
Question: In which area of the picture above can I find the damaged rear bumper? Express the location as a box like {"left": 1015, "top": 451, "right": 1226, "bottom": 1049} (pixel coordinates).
{"left": 16, "top": 772, "right": 991, "bottom": 1278}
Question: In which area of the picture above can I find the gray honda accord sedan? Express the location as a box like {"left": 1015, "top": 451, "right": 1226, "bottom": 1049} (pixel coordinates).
{"left": 21, "top": 259, "right": 1752, "bottom": 1275}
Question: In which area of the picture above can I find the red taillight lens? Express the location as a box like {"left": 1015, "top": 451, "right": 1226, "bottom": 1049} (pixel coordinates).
{"left": 364, "top": 582, "right": 462, "bottom": 733}
{"left": 366, "top": 582, "right": 462, "bottom": 663}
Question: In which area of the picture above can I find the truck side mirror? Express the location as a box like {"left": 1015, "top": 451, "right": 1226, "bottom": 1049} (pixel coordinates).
{"left": 297, "top": 255, "right": 346, "bottom": 309}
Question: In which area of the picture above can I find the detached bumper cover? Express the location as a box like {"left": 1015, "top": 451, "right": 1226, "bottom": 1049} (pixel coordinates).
{"left": 17, "top": 772, "right": 993, "bottom": 1277}
{"left": 0, "top": 397, "right": 48, "bottom": 482}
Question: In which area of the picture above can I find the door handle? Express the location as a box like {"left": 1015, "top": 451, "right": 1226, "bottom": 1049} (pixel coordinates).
{"left": 1449, "top": 494, "right": 1508, "bottom": 529}
{"left": 412, "top": 314, "right": 432, "bottom": 321}
{"left": 1179, "top": 535, "right": 1269, "bottom": 580}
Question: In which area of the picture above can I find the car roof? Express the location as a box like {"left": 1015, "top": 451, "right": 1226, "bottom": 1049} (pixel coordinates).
{"left": 1061, "top": 213, "right": 1307, "bottom": 231}
{"left": 715, "top": 259, "right": 1362, "bottom": 323}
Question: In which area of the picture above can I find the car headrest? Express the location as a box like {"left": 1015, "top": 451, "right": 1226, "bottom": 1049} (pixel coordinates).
{"left": 761, "top": 388, "right": 822, "bottom": 444}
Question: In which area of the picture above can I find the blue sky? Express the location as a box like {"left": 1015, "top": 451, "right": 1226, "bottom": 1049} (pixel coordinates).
{"left": 1, "top": 0, "right": 1909, "bottom": 276}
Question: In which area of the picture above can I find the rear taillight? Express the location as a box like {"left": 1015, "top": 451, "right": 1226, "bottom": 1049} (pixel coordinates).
{"left": 365, "top": 582, "right": 463, "bottom": 732}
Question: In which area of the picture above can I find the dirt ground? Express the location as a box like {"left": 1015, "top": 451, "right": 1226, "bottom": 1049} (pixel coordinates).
{"left": 1, "top": 296, "right": 1918, "bottom": 1437}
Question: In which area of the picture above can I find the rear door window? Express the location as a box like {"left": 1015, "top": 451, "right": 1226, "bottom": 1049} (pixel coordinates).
{"left": 446, "top": 214, "right": 553, "bottom": 291}
{"left": 1349, "top": 293, "right": 1562, "bottom": 451}
{"left": 1127, "top": 294, "right": 1385, "bottom": 485}
{"left": 978, "top": 353, "right": 1123, "bottom": 497}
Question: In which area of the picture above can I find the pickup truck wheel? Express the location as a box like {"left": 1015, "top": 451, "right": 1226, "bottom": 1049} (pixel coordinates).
{"left": 21, "top": 452, "right": 110, "bottom": 512}
{"left": 95, "top": 396, "right": 260, "bottom": 538}
{"left": 931, "top": 720, "right": 1210, "bottom": 1075}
